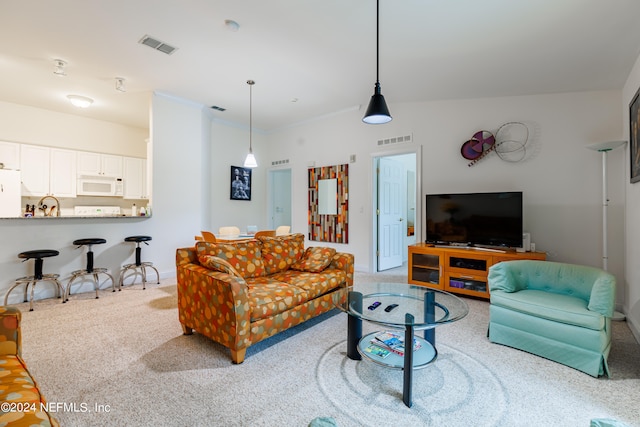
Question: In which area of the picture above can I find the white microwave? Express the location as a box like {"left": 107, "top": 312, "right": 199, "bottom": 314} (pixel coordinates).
{"left": 77, "top": 176, "right": 123, "bottom": 196}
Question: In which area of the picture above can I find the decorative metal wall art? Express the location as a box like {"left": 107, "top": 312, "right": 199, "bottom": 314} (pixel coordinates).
{"left": 461, "top": 122, "right": 530, "bottom": 166}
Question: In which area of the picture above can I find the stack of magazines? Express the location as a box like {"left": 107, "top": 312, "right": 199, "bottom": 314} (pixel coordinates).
{"left": 363, "top": 330, "right": 422, "bottom": 358}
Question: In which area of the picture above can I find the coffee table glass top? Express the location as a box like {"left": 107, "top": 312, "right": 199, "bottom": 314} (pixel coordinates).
{"left": 333, "top": 282, "right": 469, "bottom": 330}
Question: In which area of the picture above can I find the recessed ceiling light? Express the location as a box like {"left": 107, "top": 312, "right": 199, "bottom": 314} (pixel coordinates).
{"left": 67, "top": 95, "right": 93, "bottom": 108}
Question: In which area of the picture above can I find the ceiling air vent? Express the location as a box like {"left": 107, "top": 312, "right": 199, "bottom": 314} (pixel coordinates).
{"left": 271, "top": 159, "right": 290, "bottom": 166}
{"left": 377, "top": 134, "right": 413, "bottom": 146}
{"left": 210, "top": 105, "right": 226, "bottom": 112}
{"left": 139, "top": 35, "right": 178, "bottom": 55}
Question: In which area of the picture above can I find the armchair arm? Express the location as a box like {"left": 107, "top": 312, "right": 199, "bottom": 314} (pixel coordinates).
{"left": 488, "top": 261, "right": 525, "bottom": 293}
{"left": 0, "top": 306, "right": 21, "bottom": 356}
{"left": 330, "top": 252, "right": 355, "bottom": 287}
{"left": 588, "top": 273, "right": 616, "bottom": 318}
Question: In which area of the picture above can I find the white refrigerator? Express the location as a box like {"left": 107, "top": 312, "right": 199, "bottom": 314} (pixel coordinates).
{"left": 0, "top": 169, "right": 22, "bottom": 217}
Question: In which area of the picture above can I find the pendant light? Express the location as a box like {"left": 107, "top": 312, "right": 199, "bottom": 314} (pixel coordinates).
{"left": 243, "top": 80, "right": 258, "bottom": 168}
{"left": 363, "top": 0, "right": 392, "bottom": 124}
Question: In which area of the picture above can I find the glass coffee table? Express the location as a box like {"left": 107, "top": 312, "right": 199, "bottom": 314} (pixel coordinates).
{"left": 332, "top": 282, "right": 469, "bottom": 407}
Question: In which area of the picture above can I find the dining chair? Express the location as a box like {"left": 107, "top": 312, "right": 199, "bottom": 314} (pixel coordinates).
{"left": 254, "top": 230, "right": 276, "bottom": 238}
{"left": 195, "top": 235, "right": 204, "bottom": 242}
{"left": 201, "top": 231, "right": 217, "bottom": 242}
{"left": 219, "top": 226, "right": 241, "bottom": 236}
{"left": 275, "top": 225, "right": 291, "bottom": 236}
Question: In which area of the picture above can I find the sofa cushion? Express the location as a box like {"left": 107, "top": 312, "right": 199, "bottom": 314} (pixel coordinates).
{"left": 257, "top": 233, "right": 305, "bottom": 275}
{"left": 0, "top": 355, "right": 58, "bottom": 426}
{"left": 271, "top": 268, "right": 347, "bottom": 300}
{"left": 491, "top": 289, "right": 605, "bottom": 330}
{"left": 196, "top": 240, "right": 265, "bottom": 278}
{"left": 198, "top": 255, "right": 242, "bottom": 278}
{"left": 291, "top": 247, "right": 336, "bottom": 272}
{"left": 244, "top": 276, "right": 310, "bottom": 321}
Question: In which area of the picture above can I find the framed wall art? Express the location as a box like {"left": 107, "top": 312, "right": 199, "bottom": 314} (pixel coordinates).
{"left": 230, "top": 166, "right": 252, "bottom": 200}
{"left": 630, "top": 86, "right": 640, "bottom": 183}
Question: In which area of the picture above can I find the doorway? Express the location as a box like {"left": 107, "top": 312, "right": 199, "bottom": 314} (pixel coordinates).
{"left": 268, "top": 168, "right": 292, "bottom": 230}
{"left": 373, "top": 151, "right": 419, "bottom": 272}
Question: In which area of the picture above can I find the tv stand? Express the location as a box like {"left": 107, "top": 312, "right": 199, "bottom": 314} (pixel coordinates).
{"left": 433, "top": 244, "right": 506, "bottom": 254}
{"left": 409, "top": 243, "right": 546, "bottom": 299}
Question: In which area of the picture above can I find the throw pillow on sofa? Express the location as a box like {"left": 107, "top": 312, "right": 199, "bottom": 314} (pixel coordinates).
{"left": 291, "top": 247, "right": 336, "bottom": 273}
{"left": 257, "top": 233, "right": 305, "bottom": 275}
{"left": 198, "top": 255, "right": 242, "bottom": 278}
{"left": 196, "top": 241, "right": 265, "bottom": 278}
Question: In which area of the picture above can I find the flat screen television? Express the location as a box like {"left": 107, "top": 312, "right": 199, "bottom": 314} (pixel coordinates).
{"left": 425, "top": 191, "right": 523, "bottom": 248}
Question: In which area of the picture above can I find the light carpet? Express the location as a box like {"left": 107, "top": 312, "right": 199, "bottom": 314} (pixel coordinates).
{"left": 14, "top": 272, "right": 640, "bottom": 427}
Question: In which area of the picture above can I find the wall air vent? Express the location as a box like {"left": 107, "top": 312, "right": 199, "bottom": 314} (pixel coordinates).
{"left": 210, "top": 105, "right": 226, "bottom": 111}
{"left": 271, "top": 159, "right": 290, "bottom": 166}
{"left": 139, "top": 35, "right": 178, "bottom": 55}
{"left": 377, "top": 134, "right": 413, "bottom": 146}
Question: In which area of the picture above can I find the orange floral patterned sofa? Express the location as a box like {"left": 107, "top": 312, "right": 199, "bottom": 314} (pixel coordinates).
{"left": 0, "top": 306, "right": 59, "bottom": 426}
{"left": 176, "top": 233, "right": 354, "bottom": 363}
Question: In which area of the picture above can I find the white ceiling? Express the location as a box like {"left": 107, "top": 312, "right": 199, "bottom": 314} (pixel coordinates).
{"left": 1, "top": 0, "right": 640, "bottom": 132}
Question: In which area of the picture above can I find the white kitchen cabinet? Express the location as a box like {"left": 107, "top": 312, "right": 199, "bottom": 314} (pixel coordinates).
{"left": 77, "top": 152, "right": 122, "bottom": 178}
{"left": 0, "top": 141, "right": 20, "bottom": 170}
{"left": 0, "top": 169, "right": 21, "bottom": 217}
{"left": 123, "top": 156, "right": 147, "bottom": 199}
{"left": 50, "top": 149, "right": 77, "bottom": 197}
{"left": 20, "top": 145, "right": 49, "bottom": 196}
{"left": 20, "top": 145, "right": 76, "bottom": 197}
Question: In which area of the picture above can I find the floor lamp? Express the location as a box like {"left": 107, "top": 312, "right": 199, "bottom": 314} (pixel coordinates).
{"left": 586, "top": 140, "right": 626, "bottom": 321}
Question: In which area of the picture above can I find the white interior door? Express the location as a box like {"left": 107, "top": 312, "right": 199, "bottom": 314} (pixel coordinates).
{"left": 377, "top": 157, "right": 405, "bottom": 271}
{"left": 269, "top": 169, "right": 292, "bottom": 229}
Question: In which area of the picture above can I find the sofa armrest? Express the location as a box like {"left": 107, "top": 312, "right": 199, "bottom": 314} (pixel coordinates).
{"left": 0, "top": 306, "right": 21, "bottom": 357}
{"left": 176, "top": 261, "right": 252, "bottom": 351}
{"left": 588, "top": 273, "right": 616, "bottom": 318}
{"left": 330, "top": 252, "right": 354, "bottom": 287}
{"left": 176, "top": 247, "right": 199, "bottom": 267}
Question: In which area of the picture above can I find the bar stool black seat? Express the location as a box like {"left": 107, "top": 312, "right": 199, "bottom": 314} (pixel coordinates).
{"left": 65, "top": 238, "right": 116, "bottom": 302}
{"left": 119, "top": 235, "right": 159, "bottom": 290}
{"left": 4, "top": 249, "right": 64, "bottom": 311}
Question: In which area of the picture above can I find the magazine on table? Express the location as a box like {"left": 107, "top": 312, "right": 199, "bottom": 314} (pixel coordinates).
{"left": 371, "top": 330, "right": 421, "bottom": 356}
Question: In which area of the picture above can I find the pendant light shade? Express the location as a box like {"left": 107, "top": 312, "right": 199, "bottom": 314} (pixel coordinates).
{"left": 243, "top": 80, "right": 258, "bottom": 168}
{"left": 363, "top": 82, "right": 391, "bottom": 124}
{"left": 363, "top": 0, "right": 392, "bottom": 124}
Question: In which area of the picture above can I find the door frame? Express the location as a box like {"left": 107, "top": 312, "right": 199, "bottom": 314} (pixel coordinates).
{"left": 371, "top": 145, "right": 422, "bottom": 273}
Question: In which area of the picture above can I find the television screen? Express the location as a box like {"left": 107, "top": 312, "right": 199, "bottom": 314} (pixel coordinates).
{"left": 425, "top": 191, "right": 523, "bottom": 248}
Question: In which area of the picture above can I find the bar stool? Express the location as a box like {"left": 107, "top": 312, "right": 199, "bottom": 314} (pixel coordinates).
{"left": 4, "top": 249, "right": 64, "bottom": 311}
{"left": 65, "top": 238, "right": 116, "bottom": 302}
{"left": 119, "top": 236, "right": 159, "bottom": 290}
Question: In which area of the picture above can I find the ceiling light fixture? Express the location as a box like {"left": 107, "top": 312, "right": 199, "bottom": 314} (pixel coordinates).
{"left": 67, "top": 95, "right": 93, "bottom": 108}
{"left": 53, "top": 59, "right": 67, "bottom": 76}
{"left": 362, "top": 0, "right": 392, "bottom": 124}
{"left": 115, "top": 77, "right": 126, "bottom": 92}
{"left": 243, "top": 80, "right": 258, "bottom": 168}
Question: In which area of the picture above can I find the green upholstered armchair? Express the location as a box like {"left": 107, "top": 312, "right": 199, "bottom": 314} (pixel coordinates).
{"left": 488, "top": 260, "right": 615, "bottom": 377}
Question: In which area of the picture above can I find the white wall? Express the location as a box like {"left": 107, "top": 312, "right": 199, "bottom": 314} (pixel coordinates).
{"left": 622, "top": 52, "right": 640, "bottom": 341}
{"left": 264, "top": 90, "right": 625, "bottom": 309}
{"left": 0, "top": 100, "right": 147, "bottom": 157}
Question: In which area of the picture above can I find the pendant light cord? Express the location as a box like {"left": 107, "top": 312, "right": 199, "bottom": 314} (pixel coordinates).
{"left": 248, "top": 79, "right": 254, "bottom": 154}
{"left": 376, "top": 0, "right": 380, "bottom": 84}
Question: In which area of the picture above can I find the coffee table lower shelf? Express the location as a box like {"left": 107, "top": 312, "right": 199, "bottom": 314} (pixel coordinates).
{"left": 357, "top": 332, "right": 437, "bottom": 369}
